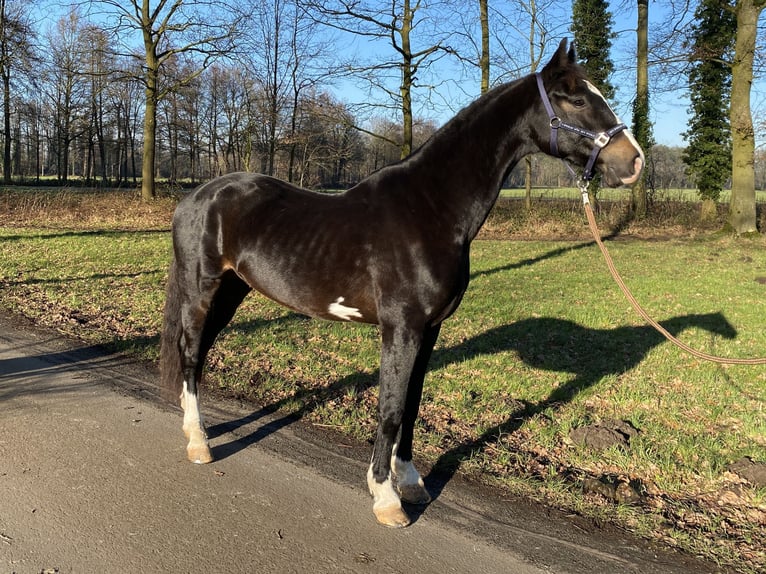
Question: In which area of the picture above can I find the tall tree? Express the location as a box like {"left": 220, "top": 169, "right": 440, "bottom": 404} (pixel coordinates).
{"left": 479, "top": 0, "right": 489, "bottom": 95}
{"left": 524, "top": 0, "right": 540, "bottom": 210}
{"left": 630, "top": 0, "right": 653, "bottom": 219}
{"left": 44, "top": 10, "right": 89, "bottom": 183}
{"left": 90, "top": 0, "right": 239, "bottom": 200}
{"left": 0, "top": 0, "right": 35, "bottom": 183}
{"left": 308, "top": 0, "right": 454, "bottom": 159}
{"left": 682, "top": 0, "right": 735, "bottom": 217}
{"left": 571, "top": 0, "right": 615, "bottom": 201}
{"left": 729, "top": 0, "right": 764, "bottom": 234}
{"left": 570, "top": 0, "right": 615, "bottom": 100}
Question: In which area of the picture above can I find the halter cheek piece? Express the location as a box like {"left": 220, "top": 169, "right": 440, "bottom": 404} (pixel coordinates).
{"left": 535, "top": 73, "right": 627, "bottom": 194}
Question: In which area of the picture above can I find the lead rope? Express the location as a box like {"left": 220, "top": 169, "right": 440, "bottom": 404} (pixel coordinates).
{"left": 579, "top": 188, "right": 766, "bottom": 365}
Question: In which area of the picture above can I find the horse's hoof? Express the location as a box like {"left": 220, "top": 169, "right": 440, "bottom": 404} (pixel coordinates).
{"left": 187, "top": 445, "right": 214, "bottom": 464}
{"left": 373, "top": 505, "right": 411, "bottom": 528}
{"left": 398, "top": 483, "right": 431, "bottom": 505}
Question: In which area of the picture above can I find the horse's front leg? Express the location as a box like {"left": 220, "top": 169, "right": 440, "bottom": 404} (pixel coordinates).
{"left": 392, "top": 322, "right": 441, "bottom": 505}
{"left": 368, "top": 322, "right": 426, "bottom": 527}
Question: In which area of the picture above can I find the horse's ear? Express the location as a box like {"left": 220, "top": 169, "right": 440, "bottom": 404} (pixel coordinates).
{"left": 541, "top": 38, "right": 572, "bottom": 77}
{"left": 567, "top": 41, "right": 577, "bottom": 63}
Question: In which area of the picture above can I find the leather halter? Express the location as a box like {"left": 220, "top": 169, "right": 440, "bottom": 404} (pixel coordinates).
{"left": 535, "top": 73, "right": 627, "bottom": 186}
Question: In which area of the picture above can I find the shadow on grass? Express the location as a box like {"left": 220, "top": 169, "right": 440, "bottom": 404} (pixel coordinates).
{"left": 472, "top": 226, "right": 627, "bottom": 281}
{"left": 1, "top": 269, "right": 165, "bottom": 287}
{"left": 206, "top": 311, "right": 737, "bottom": 509}
{"left": 0, "top": 228, "right": 169, "bottom": 243}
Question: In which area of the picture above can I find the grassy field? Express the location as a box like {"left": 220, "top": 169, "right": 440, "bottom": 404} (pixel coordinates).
{"left": 500, "top": 186, "right": 766, "bottom": 203}
{"left": 1, "top": 188, "right": 765, "bottom": 572}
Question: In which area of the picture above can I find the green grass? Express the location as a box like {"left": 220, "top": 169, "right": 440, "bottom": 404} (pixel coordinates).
{"left": 2, "top": 215, "right": 766, "bottom": 571}
{"left": 500, "top": 186, "right": 766, "bottom": 203}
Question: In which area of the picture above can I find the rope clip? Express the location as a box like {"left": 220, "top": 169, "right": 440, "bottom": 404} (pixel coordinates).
{"left": 578, "top": 179, "right": 590, "bottom": 205}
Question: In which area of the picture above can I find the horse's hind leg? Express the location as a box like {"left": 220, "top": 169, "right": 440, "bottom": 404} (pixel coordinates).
{"left": 392, "top": 323, "right": 440, "bottom": 505}
{"left": 180, "top": 271, "right": 250, "bottom": 463}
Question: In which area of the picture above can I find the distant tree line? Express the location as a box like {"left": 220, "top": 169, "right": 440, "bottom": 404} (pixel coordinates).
{"left": 9, "top": 9, "right": 440, "bottom": 189}
{"left": 1, "top": 0, "right": 765, "bottom": 218}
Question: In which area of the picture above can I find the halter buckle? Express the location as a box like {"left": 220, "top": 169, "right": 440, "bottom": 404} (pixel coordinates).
{"left": 593, "top": 132, "right": 610, "bottom": 148}
{"left": 578, "top": 180, "right": 590, "bottom": 205}
{"left": 550, "top": 117, "right": 561, "bottom": 128}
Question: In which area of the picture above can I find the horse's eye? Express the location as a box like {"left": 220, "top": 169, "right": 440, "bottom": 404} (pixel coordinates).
{"left": 572, "top": 97, "right": 587, "bottom": 108}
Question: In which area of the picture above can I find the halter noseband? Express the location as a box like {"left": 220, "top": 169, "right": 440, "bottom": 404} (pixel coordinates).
{"left": 535, "top": 73, "right": 626, "bottom": 190}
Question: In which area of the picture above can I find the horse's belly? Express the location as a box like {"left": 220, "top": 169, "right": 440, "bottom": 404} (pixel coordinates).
{"left": 236, "top": 258, "right": 378, "bottom": 325}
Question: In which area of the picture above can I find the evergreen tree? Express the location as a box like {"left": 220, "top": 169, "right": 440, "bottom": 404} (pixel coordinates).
{"left": 570, "top": 0, "right": 616, "bottom": 100}
{"left": 682, "top": 0, "right": 735, "bottom": 203}
{"left": 571, "top": 0, "right": 616, "bottom": 200}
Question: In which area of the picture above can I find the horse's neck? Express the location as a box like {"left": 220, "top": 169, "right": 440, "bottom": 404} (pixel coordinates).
{"left": 384, "top": 77, "right": 537, "bottom": 242}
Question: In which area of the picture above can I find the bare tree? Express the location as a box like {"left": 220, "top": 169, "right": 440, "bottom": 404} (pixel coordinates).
{"left": 307, "top": 0, "right": 455, "bottom": 158}
{"left": 88, "top": 0, "right": 239, "bottom": 199}
{"left": 630, "top": 0, "right": 652, "bottom": 219}
{"left": 43, "top": 10, "right": 90, "bottom": 183}
{"left": 479, "top": 0, "right": 489, "bottom": 95}
{"left": 0, "top": 0, "right": 36, "bottom": 183}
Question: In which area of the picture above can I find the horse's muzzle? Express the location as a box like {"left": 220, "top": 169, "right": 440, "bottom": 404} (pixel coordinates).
{"left": 619, "top": 156, "right": 644, "bottom": 186}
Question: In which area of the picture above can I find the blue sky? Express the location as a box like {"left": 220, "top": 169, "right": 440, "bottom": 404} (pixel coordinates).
{"left": 329, "top": 1, "right": 765, "bottom": 149}
{"left": 326, "top": 2, "right": 687, "bottom": 146}
{"left": 32, "top": 1, "right": 764, "bottom": 149}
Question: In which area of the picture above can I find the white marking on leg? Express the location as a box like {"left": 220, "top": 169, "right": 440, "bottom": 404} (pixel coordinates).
{"left": 392, "top": 455, "right": 424, "bottom": 489}
{"left": 391, "top": 443, "right": 431, "bottom": 504}
{"left": 328, "top": 296, "right": 363, "bottom": 321}
{"left": 181, "top": 381, "right": 212, "bottom": 464}
{"left": 367, "top": 464, "right": 401, "bottom": 511}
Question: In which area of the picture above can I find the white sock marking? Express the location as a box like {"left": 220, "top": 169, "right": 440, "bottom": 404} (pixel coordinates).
{"left": 328, "top": 296, "right": 363, "bottom": 321}
{"left": 367, "top": 464, "right": 401, "bottom": 511}
{"left": 182, "top": 381, "right": 209, "bottom": 461}
{"left": 392, "top": 456, "right": 425, "bottom": 489}
{"left": 390, "top": 442, "right": 424, "bottom": 489}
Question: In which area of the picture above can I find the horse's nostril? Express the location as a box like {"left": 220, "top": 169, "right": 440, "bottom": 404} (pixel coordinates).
{"left": 634, "top": 156, "right": 644, "bottom": 175}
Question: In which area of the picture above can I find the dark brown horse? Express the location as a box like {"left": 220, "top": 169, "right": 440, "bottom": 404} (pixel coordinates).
{"left": 160, "top": 39, "right": 643, "bottom": 528}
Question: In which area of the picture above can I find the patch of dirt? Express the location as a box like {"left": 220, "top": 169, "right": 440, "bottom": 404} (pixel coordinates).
{"left": 569, "top": 419, "right": 640, "bottom": 450}
{"left": 728, "top": 457, "right": 766, "bottom": 487}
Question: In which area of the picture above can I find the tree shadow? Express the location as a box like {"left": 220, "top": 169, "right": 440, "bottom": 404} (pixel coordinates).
{"left": 0, "top": 229, "right": 169, "bottom": 243}
{"left": 1, "top": 269, "right": 165, "bottom": 287}
{"left": 0, "top": 342, "right": 144, "bottom": 404}
{"left": 472, "top": 227, "right": 625, "bottom": 280}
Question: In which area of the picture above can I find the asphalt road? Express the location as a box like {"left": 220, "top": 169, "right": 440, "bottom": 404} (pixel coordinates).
{"left": 0, "top": 313, "right": 724, "bottom": 574}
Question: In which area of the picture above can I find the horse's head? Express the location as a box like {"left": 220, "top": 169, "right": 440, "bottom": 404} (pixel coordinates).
{"left": 535, "top": 39, "right": 644, "bottom": 187}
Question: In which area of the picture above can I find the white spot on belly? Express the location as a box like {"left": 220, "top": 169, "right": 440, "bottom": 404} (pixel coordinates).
{"left": 328, "top": 296, "right": 363, "bottom": 321}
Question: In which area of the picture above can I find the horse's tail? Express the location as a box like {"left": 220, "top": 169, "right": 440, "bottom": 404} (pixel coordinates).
{"left": 159, "top": 257, "right": 185, "bottom": 403}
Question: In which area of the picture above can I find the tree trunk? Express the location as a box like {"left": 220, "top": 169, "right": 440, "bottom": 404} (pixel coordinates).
{"left": 631, "top": 0, "right": 650, "bottom": 219}
{"left": 141, "top": 7, "right": 158, "bottom": 201}
{"left": 479, "top": 0, "right": 489, "bottom": 95}
{"left": 0, "top": 0, "right": 9, "bottom": 184}
{"left": 399, "top": 0, "right": 414, "bottom": 159}
{"left": 142, "top": 79, "right": 157, "bottom": 200}
{"left": 524, "top": 0, "right": 537, "bottom": 209}
{"left": 2, "top": 69, "right": 10, "bottom": 184}
{"left": 525, "top": 157, "right": 532, "bottom": 210}
{"left": 729, "top": 0, "right": 762, "bottom": 233}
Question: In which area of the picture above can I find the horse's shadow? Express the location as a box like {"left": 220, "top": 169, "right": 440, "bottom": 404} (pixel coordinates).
{"left": 206, "top": 311, "right": 736, "bottom": 505}
{"left": 418, "top": 312, "right": 736, "bottom": 507}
